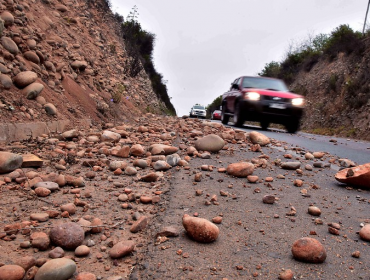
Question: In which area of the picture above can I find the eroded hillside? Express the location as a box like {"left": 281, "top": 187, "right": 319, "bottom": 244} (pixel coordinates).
{"left": 0, "top": 0, "right": 171, "bottom": 137}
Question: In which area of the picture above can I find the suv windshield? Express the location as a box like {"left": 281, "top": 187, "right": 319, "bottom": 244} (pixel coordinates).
{"left": 242, "top": 77, "right": 288, "bottom": 91}
{"left": 193, "top": 105, "right": 205, "bottom": 110}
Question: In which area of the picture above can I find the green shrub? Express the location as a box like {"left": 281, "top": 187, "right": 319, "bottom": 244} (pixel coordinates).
{"left": 323, "top": 25, "right": 364, "bottom": 59}
{"left": 121, "top": 6, "right": 176, "bottom": 115}
{"left": 258, "top": 61, "right": 281, "bottom": 78}
{"left": 206, "top": 95, "right": 222, "bottom": 118}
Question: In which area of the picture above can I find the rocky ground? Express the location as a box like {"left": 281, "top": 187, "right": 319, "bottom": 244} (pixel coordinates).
{"left": 0, "top": 115, "right": 370, "bottom": 280}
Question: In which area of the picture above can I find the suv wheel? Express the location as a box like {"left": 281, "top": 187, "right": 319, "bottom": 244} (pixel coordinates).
{"left": 260, "top": 120, "right": 269, "bottom": 130}
{"left": 233, "top": 102, "right": 245, "bottom": 127}
{"left": 221, "top": 105, "right": 229, "bottom": 124}
{"left": 285, "top": 119, "right": 300, "bottom": 133}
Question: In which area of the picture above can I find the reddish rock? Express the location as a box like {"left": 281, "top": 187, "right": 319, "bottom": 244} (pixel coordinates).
{"left": 35, "top": 187, "right": 51, "bottom": 197}
{"left": 90, "top": 218, "right": 103, "bottom": 234}
{"left": 60, "top": 203, "right": 76, "bottom": 215}
{"left": 130, "top": 144, "right": 145, "bottom": 157}
{"left": 75, "top": 245, "right": 90, "bottom": 257}
{"left": 140, "top": 172, "right": 159, "bottom": 182}
{"left": 227, "top": 162, "right": 254, "bottom": 177}
{"left": 0, "top": 265, "right": 25, "bottom": 280}
{"left": 182, "top": 214, "right": 219, "bottom": 243}
{"left": 116, "top": 146, "right": 130, "bottom": 158}
{"left": 308, "top": 206, "right": 321, "bottom": 216}
{"left": 262, "top": 195, "right": 275, "bottom": 204}
{"left": 109, "top": 241, "right": 135, "bottom": 258}
{"left": 30, "top": 232, "right": 50, "bottom": 251}
{"left": 50, "top": 222, "right": 85, "bottom": 249}
{"left": 140, "top": 196, "right": 152, "bottom": 204}
{"left": 249, "top": 131, "right": 270, "bottom": 146}
{"left": 279, "top": 269, "right": 294, "bottom": 280}
{"left": 359, "top": 224, "right": 370, "bottom": 241}
{"left": 14, "top": 256, "right": 36, "bottom": 272}
{"left": 291, "top": 237, "right": 326, "bottom": 263}
{"left": 247, "top": 175, "right": 259, "bottom": 183}
{"left": 150, "top": 144, "right": 179, "bottom": 155}
{"left": 75, "top": 272, "right": 96, "bottom": 280}
{"left": 130, "top": 216, "right": 148, "bottom": 233}
{"left": 212, "top": 216, "right": 223, "bottom": 224}
{"left": 156, "top": 226, "right": 180, "bottom": 237}
{"left": 335, "top": 163, "right": 370, "bottom": 189}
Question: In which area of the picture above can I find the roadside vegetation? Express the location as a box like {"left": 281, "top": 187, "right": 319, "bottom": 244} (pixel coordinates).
{"left": 258, "top": 24, "right": 370, "bottom": 139}
{"left": 98, "top": 1, "right": 176, "bottom": 115}
{"left": 258, "top": 24, "right": 365, "bottom": 86}
{"left": 206, "top": 95, "right": 222, "bottom": 118}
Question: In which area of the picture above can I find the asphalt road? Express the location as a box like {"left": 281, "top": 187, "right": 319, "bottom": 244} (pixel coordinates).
{"left": 221, "top": 122, "right": 370, "bottom": 165}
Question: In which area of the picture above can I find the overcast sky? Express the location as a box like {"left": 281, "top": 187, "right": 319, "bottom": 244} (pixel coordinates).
{"left": 110, "top": 0, "right": 367, "bottom": 116}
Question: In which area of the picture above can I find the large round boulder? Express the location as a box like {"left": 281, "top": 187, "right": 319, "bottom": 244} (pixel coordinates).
{"left": 194, "top": 134, "right": 225, "bottom": 152}
{"left": 182, "top": 214, "right": 219, "bottom": 243}
{"left": 49, "top": 222, "right": 85, "bottom": 249}
{"left": 35, "top": 258, "right": 76, "bottom": 280}
{"left": 0, "top": 265, "right": 25, "bottom": 280}
{"left": 13, "top": 71, "right": 37, "bottom": 88}
{"left": 291, "top": 237, "right": 326, "bottom": 263}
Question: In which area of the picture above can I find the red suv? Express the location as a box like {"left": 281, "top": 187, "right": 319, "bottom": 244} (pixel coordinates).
{"left": 221, "top": 76, "right": 305, "bottom": 133}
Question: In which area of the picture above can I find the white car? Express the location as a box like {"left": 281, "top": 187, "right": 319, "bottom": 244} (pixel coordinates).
{"left": 189, "top": 104, "right": 206, "bottom": 119}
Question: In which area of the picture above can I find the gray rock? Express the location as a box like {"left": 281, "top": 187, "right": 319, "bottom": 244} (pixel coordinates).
{"left": 35, "top": 181, "right": 59, "bottom": 191}
{"left": 24, "top": 51, "right": 40, "bottom": 64}
{"left": 49, "top": 247, "right": 65, "bottom": 258}
{"left": 1, "top": 36, "right": 19, "bottom": 54}
{"left": 0, "top": 11, "right": 14, "bottom": 27}
{"left": 281, "top": 162, "right": 301, "bottom": 170}
{"left": 194, "top": 134, "right": 225, "bottom": 152}
{"left": 101, "top": 130, "right": 121, "bottom": 142}
{"left": 166, "top": 153, "right": 181, "bottom": 166}
{"left": 0, "top": 152, "right": 23, "bottom": 174}
{"left": 0, "top": 73, "right": 12, "bottom": 89}
{"left": 152, "top": 160, "right": 171, "bottom": 171}
{"left": 62, "top": 129, "right": 79, "bottom": 139}
{"left": 34, "top": 258, "right": 76, "bottom": 280}
{"left": 22, "top": 82, "right": 44, "bottom": 99}
{"left": 0, "top": 63, "right": 10, "bottom": 74}
{"left": 0, "top": 18, "right": 4, "bottom": 37}
{"left": 30, "top": 213, "right": 49, "bottom": 222}
{"left": 44, "top": 103, "right": 57, "bottom": 115}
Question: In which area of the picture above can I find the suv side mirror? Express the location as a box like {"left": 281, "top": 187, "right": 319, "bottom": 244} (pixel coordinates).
{"left": 232, "top": 84, "right": 239, "bottom": 90}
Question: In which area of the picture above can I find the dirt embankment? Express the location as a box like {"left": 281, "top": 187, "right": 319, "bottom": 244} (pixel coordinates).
{"left": 0, "top": 0, "right": 167, "bottom": 133}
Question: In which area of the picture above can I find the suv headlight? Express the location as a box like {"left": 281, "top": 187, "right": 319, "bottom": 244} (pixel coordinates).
{"left": 292, "top": 98, "right": 304, "bottom": 106}
{"left": 245, "top": 92, "right": 260, "bottom": 101}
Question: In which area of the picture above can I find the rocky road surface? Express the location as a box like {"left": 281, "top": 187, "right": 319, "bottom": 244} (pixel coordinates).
{"left": 0, "top": 116, "right": 370, "bottom": 280}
